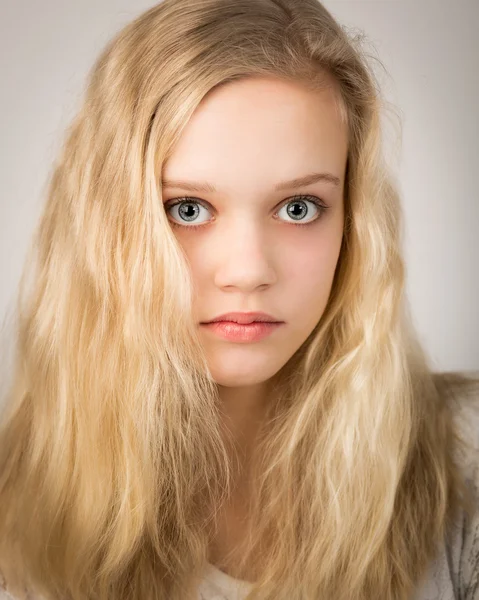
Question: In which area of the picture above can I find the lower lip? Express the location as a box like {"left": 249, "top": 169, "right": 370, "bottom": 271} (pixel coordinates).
{"left": 200, "top": 321, "right": 284, "bottom": 342}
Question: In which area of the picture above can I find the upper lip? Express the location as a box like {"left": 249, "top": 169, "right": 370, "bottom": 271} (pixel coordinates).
{"left": 201, "top": 311, "right": 283, "bottom": 325}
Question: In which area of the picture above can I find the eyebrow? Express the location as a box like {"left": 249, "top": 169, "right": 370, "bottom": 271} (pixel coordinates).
{"left": 160, "top": 171, "right": 341, "bottom": 193}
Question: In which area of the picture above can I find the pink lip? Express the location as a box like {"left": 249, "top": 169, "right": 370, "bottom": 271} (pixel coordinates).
{"left": 201, "top": 321, "right": 283, "bottom": 342}
{"left": 202, "top": 311, "right": 282, "bottom": 325}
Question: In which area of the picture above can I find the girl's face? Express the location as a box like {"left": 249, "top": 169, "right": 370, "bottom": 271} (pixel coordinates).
{"left": 161, "top": 76, "right": 348, "bottom": 392}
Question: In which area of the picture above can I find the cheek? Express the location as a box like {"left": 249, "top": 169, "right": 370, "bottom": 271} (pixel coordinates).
{"left": 282, "top": 231, "right": 342, "bottom": 324}
{"left": 283, "top": 231, "right": 342, "bottom": 287}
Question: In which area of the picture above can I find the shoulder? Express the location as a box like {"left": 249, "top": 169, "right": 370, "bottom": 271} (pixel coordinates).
{"left": 441, "top": 371, "right": 479, "bottom": 599}
{"left": 447, "top": 371, "right": 479, "bottom": 502}
{"left": 414, "top": 371, "right": 479, "bottom": 600}
{"left": 449, "top": 373, "right": 479, "bottom": 599}
{"left": 434, "top": 370, "right": 479, "bottom": 484}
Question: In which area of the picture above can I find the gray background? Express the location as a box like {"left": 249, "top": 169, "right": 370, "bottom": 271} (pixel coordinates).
{"left": 1, "top": 0, "right": 478, "bottom": 371}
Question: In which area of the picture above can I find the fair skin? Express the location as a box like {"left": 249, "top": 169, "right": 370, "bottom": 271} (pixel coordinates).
{"left": 161, "top": 74, "right": 348, "bottom": 454}
{"left": 161, "top": 75, "right": 348, "bottom": 577}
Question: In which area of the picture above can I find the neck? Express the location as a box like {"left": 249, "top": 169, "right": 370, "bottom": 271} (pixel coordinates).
{"left": 218, "top": 383, "right": 269, "bottom": 444}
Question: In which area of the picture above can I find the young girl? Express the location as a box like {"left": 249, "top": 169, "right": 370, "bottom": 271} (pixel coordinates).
{"left": 0, "top": 1, "right": 478, "bottom": 599}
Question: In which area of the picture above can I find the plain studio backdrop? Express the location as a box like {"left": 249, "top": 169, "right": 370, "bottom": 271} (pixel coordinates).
{"left": 0, "top": 0, "right": 477, "bottom": 393}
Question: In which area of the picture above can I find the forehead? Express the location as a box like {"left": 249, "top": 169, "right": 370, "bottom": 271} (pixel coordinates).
{"left": 163, "top": 76, "right": 348, "bottom": 195}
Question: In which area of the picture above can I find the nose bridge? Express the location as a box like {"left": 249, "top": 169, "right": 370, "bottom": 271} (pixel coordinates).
{"left": 213, "top": 215, "right": 276, "bottom": 290}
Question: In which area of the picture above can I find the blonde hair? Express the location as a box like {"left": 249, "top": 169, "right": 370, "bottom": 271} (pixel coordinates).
{"left": 0, "top": 0, "right": 478, "bottom": 598}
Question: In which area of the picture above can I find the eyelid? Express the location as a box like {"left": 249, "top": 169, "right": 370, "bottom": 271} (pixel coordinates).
{"left": 164, "top": 194, "right": 328, "bottom": 213}
{"left": 166, "top": 196, "right": 212, "bottom": 211}
{"left": 163, "top": 194, "right": 329, "bottom": 227}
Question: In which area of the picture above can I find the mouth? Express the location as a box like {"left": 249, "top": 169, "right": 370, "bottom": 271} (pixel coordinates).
{"left": 200, "top": 320, "right": 284, "bottom": 342}
{"left": 201, "top": 312, "right": 283, "bottom": 325}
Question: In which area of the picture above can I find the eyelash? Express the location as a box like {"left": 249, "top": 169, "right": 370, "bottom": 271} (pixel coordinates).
{"left": 164, "top": 194, "right": 329, "bottom": 230}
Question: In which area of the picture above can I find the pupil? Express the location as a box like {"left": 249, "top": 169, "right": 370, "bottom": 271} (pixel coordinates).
{"left": 179, "top": 203, "right": 198, "bottom": 221}
{"left": 288, "top": 201, "right": 307, "bottom": 220}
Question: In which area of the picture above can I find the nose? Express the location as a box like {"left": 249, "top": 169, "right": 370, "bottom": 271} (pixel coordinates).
{"left": 213, "top": 220, "right": 277, "bottom": 293}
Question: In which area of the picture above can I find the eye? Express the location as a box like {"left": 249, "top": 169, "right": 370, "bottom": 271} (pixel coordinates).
{"left": 163, "top": 195, "right": 329, "bottom": 230}
{"left": 165, "top": 198, "right": 212, "bottom": 228}
{"left": 275, "top": 196, "right": 328, "bottom": 226}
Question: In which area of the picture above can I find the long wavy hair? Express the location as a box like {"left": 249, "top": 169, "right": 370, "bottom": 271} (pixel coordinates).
{"left": 0, "top": 0, "right": 478, "bottom": 598}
